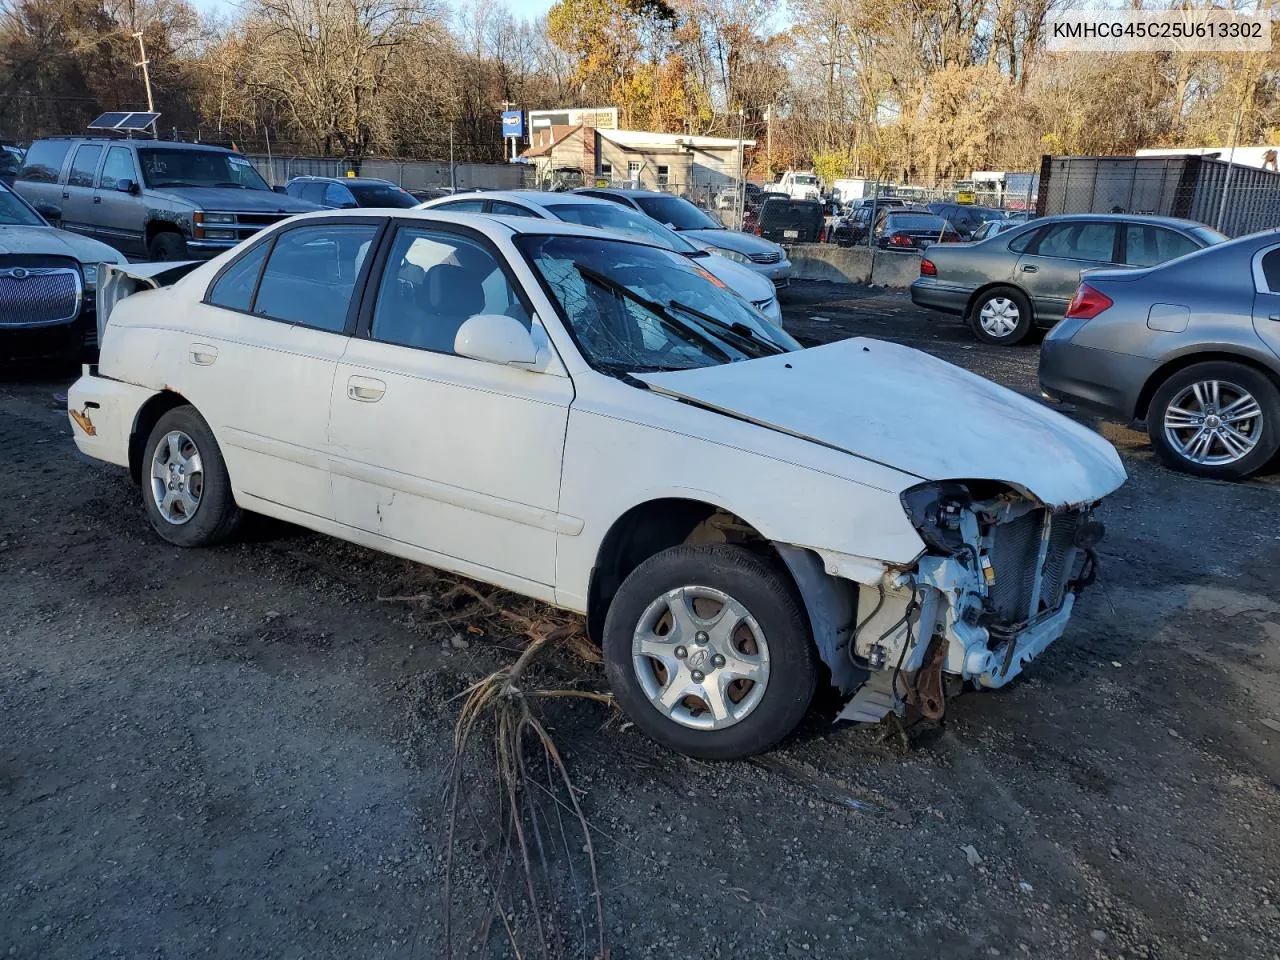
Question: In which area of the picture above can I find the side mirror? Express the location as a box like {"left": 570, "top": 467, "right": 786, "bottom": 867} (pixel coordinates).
{"left": 117, "top": 178, "right": 138, "bottom": 194}
{"left": 272, "top": 184, "right": 287, "bottom": 194}
{"left": 454, "top": 314, "right": 538, "bottom": 367}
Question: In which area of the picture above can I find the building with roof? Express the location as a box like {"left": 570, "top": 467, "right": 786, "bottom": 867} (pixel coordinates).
{"left": 523, "top": 125, "right": 755, "bottom": 195}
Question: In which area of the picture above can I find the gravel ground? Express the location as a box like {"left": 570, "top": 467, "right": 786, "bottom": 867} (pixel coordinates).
{"left": 2, "top": 281, "right": 1280, "bottom": 960}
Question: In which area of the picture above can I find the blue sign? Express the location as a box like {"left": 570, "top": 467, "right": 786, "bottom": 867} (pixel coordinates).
{"left": 501, "top": 111, "right": 524, "bottom": 139}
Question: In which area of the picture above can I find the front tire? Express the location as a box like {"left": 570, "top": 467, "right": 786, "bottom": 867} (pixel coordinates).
{"left": 1147, "top": 361, "right": 1280, "bottom": 480}
{"left": 602, "top": 544, "right": 818, "bottom": 760}
{"left": 148, "top": 231, "right": 188, "bottom": 262}
{"left": 969, "top": 287, "right": 1033, "bottom": 345}
{"left": 142, "top": 406, "right": 242, "bottom": 546}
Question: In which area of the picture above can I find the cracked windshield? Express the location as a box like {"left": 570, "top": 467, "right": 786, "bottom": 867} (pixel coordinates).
{"left": 519, "top": 234, "right": 798, "bottom": 374}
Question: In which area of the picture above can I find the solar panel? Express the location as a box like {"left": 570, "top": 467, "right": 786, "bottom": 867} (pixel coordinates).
{"left": 117, "top": 112, "right": 160, "bottom": 130}
{"left": 88, "top": 112, "right": 131, "bottom": 130}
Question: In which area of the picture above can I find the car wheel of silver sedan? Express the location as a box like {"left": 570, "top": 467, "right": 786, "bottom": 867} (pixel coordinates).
{"left": 602, "top": 544, "right": 818, "bottom": 760}
{"left": 1148, "top": 361, "right": 1280, "bottom": 480}
{"left": 969, "top": 287, "right": 1033, "bottom": 345}
{"left": 142, "top": 405, "right": 243, "bottom": 546}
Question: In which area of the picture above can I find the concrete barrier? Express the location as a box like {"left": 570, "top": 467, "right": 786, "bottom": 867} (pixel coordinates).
{"left": 786, "top": 243, "right": 923, "bottom": 289}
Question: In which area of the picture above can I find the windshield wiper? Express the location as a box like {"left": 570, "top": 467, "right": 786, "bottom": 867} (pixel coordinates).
{"left": 667, "top": 299, "right": 786, "bottom": 357}
{"left": 572, "top": 261, "right": 733, "bottom": 364}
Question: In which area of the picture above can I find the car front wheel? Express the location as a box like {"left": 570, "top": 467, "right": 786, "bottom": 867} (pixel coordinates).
{"left": 142, "top": 406, "right": 242, "bottom": 546}
{"left": 602, "top": 544, "right": 818, "bottom": 760}
{"left": 148, "top": 232, "right": 188, "bottom": 262}
{"left": 1147, "top": 362, "right": 1280, "bottom": 480}
{"left": 969, "top": 287, "right": 1033, "bottom": 345}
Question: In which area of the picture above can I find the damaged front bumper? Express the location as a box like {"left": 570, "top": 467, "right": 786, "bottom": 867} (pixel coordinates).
{"left": 780, "top": 484, "right": 1106, "bottom": 724}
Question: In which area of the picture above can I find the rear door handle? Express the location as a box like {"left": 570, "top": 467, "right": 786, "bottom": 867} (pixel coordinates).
{"left": 62, "top": 190, "right": 69, "bottom": 199}
{"left": 346, "top": 376, "right": 386, "bottom": 402}
{"left": 1269, "top": 314, "right": 1280, "bottom": 322}
{"left": 1021, "top": 264, "right": 1038, "bottom": 273}
{"left": 93, "top": 196, "right": 101, "bottom": 204}
{"left": 190, "top": 344, "right": 218, "bottom": 365}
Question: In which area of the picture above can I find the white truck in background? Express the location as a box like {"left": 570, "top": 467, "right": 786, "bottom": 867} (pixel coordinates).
{"left": 776, "top": 170, "right": 821, "bottom": 200}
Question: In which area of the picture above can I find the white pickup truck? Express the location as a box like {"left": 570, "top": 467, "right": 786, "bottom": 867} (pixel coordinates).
{"left": 774, "top": 170, "right": 821, "bottom": 200}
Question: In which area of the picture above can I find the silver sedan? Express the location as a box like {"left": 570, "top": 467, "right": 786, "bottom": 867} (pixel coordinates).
{"left": 911, "top": 214, "right": 1225, "bottom": 344}
{"left": 1038, "top": 229, "right": 1280, "bottom": 480}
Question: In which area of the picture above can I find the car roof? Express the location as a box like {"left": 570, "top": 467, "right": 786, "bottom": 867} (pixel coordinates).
{"left": 282, "top": 206, "right": 669, "bottom": 246}
{"left": 576, "top": 187, "right": 685, "bottom": 200}
{"left": 33, "top": 137, "right": 238, "bottom": 153}
{"left": 1032, "top": 212, "right": 1209, "bottom": 229}
{"left": 290, "top": 176, "right": 401, "bottom": 187}
{"left": 424, "top": 189, "right": 617, "bottom": 209}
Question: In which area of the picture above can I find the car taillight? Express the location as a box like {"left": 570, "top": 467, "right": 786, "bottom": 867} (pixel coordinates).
{"left": 920, "top": 258, "right": 937, "bottom": 277}
{"left": 753, "top": 224, "right": 762, "bottom": 236}
{"left": 889, "top": 233, "right": 912, "bottom": 247}
{"left": 1065, "top": 283, "right": 1113, "bottom": 320}
{"left": 819, "top": 226, "right": 827, "bottom": 243}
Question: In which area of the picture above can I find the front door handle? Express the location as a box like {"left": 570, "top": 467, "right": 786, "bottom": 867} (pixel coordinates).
{"left": 93, "top": 196, "right": 101, "bottom": 204}
{"left": 1021, "top": 264, "right": 1038, "bottom": 273}
{"left": 346, "top": 376, "right": 386, "bottom": 402}
{"left": 190, "top": 343, "right": 218, "bottom": 365}
{"left": 1269, "top": 314, "right": 1280, "bottom": 322}
{"left": 62, "top": 190, "right": 69, "bottom": 199}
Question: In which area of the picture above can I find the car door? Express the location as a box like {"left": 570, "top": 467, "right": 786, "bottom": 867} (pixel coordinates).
{"left": 94, "top": 145, "right": 147, "bottom": 256}
{"left": 59, "top": 143, "right": 103, "bottom": 239}
{"left": 170, "top": 218, "right": 383, "bottom": 520}
{"left": 1251, "top": 243, "right": 1280, "bottom": 359}
{"left": 327, "top": 221, "right": 573, "bottom": 592}
{"left": 1014, "top": 220, "right": 1119, "bottom": 323}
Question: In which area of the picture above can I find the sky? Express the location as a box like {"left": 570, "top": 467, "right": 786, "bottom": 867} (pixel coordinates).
{"left": 188, "top": 0, "right": 558, "bottom": 22}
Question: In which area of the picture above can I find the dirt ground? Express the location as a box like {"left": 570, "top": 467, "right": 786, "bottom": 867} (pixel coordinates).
{"left": 3, "top": 282, "right": 1280, "bottom": 960}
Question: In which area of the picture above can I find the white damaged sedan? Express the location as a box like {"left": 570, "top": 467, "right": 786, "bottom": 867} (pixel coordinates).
{"left": 67, "top": 209, "right": 1126, "bottom": 760}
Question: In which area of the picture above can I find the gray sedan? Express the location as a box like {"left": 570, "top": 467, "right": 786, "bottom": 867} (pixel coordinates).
{"left": 911, "top": 214, "right": 1226, "bottom": 344}
{"left": 1038, "top": 229, "right": 1280, "bottom": 480}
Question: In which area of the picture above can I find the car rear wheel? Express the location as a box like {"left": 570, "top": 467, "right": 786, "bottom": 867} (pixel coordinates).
{"left": 148, "top": 232, "right": 188, "bottom": 262}
{"left": 602, "top": 544, "right": 818, "bottom": 761}
{"left": 1147, "top": 362, "right": 1280, "bottom": 480}
{"left": 969, "top": 287, "right": 1033, "bottom": 345}
{"left": 142, "top": 406, "right": 242, "bottom": 546}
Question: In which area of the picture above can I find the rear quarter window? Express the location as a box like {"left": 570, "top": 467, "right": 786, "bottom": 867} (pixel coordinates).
{"left": 19, "top": 141, "right": 72, "bottom": 183}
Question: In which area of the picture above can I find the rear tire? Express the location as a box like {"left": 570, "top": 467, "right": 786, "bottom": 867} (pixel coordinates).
{"left": 602, "top": 544, "right": 818, "bottom": 760}
{"left": 141, "top": 406, "right": 242, "bottom": 546}
{"left": 148, "top": 231, "right": 188, "bottom": 262}
{"left": 1146, "top": 361, "right": 1280, "bottom": 480}
{"left": 969, "top": 286, "right": 1033, "bottom": 345}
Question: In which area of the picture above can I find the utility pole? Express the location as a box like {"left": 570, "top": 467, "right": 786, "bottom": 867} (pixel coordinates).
{"left": 449, "top": 124, "right": 456, "bottom": 192}
{"left": 132, "top": 31, "right": 156, "bottom": 137}
{"left": 765, "top": 105, "right": 772, "bottom": 180}
{"left": 736, "top": 107, "right": 746, "bottom": 230}
{"left": 1216, "top": 105, "right": 1243, "bottom": 233}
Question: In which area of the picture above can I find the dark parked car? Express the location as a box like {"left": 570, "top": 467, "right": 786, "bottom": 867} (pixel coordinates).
{"left": 910, "top": 213, "right": 1227, "bottom": 345}
{"left": 409, "top": 186, "right": 452, "bottom": 203}
{"left": 1039, "top": 229, "right": 1280, "bottom": 480}
{"left": 0, "top": 141, "right": 24, "bottom": 186}
{"left": 285, "top": 176, "right": 418, "bottom": 209}
{"left": 927, "top": 202, "right": 1004, "bottom": 239}
{"left": 873, "top": 211, "right": 958, "bottom": 250}
{"left": 753, "top": 197, "right": 824, "bottom": 244}
{"left": 13, "top": 138, "right": 320, "bottom": 261}
{"left": 0, "top": 178, "right": 125, "bottom": 358}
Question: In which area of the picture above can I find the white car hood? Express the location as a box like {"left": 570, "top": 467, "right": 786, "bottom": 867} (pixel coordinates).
{"left": 636, "top": 338, "right": 1126, "bottom": 508}
{"left": 0, "top": 224, "right": 123, "bottom": 264}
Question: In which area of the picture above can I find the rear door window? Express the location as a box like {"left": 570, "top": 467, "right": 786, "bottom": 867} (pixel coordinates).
{"left": 323, "top": 182, "right": 356, "bottom": 208}
{"left": 68, "top": 145, "right": 102, "bottom": 188}
{"left": 1123, "top": 224, "right": 1200, "bottom": 267}
{"left": 18, "top": 141, "right": 72, "bottom": 183}
{"left": 251, "top": 223, "right": 380, "bottom": 332}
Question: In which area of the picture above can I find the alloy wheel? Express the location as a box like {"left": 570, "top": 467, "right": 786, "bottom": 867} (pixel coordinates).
{"left": 1164, "top": 379, "right": 1263, "bottom": 466}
